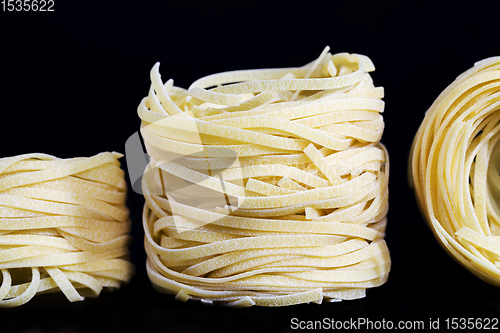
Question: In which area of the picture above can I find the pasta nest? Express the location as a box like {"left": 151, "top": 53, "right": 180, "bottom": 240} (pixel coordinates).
{"left": 139, "top": 47, "right": 390, "bottom": 307}
{"left": 0, "top": 152, "right": 133, "bottom": 307}
{"left": 411, "top": 56, "right": 500, "bottom": 287}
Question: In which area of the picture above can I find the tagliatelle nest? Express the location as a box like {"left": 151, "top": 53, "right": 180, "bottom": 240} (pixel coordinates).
{"left": 139, "top": 47, "right": 390, "bottom": 307}
{"left": 411, "top": 56, "right": 500, "bottom": 286}
{"left": 0, "top": 152, "right": 133, "bottom": 307}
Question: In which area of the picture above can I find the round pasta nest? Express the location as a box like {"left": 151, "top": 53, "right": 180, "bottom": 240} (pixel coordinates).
{"left": 0, "top": 152, "right": 133, "bottom": 307}
{"left": 139, "top": 47, "right": 390, "bottom": 307}
{"left": 410, "top": 56, "right": 500, "bottom": 287}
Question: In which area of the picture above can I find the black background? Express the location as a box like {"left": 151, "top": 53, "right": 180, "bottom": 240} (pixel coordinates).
{"left": 1, "top": 1, "right": 500, "bottom": 332}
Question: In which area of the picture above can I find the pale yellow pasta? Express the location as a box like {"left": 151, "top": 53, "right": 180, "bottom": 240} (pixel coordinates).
{"left": 0, "top": 152, "right": 133, "bottom": 307}
{"left": 410, "top": 56, "right": 500, "bottom": 287}
{"left": 139, "top": 47, "right": 390, "bottom": 306}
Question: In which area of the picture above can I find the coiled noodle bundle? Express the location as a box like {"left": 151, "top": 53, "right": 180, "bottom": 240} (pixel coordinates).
{"left": 0, "top": 152, "right": 133, "bottom": 307}
{"left": 411, "top": 56, "right": 500, "bottom": 286}
{"left": 139, "top": 47, "right": 390, "bottom": 306}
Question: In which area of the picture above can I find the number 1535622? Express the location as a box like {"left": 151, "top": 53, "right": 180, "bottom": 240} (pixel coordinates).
{"left": 2, "top": 0, "right": 54, "bottom": 11}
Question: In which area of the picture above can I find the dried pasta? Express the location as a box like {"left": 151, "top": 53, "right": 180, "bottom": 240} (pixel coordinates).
{"left": 139, "top": 47, "right": 390, "bottom": 306}
{"left": 410, "top": 56, "right": 500, "bottom": 287}
{"left": 0, "top": 152, "right": 133, "bottom": 307}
